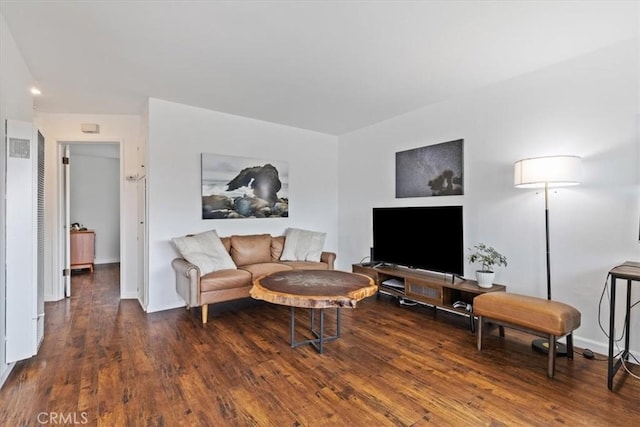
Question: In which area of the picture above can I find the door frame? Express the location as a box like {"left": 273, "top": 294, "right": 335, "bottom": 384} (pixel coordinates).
{"left": 137, "top": 176, "right": 148, "bottom": 310}
{"left": 63, "top": 145, "right": 70, "bottom": 297}
{"left": 54, "top": 138, "right": 124, "bottom": 300}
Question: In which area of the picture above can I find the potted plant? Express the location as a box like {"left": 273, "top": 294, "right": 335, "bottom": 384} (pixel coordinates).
{"left": 468, "top": 243, "right": 507, "bottom": 288}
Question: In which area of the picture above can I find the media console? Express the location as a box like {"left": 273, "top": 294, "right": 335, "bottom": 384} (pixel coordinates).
{"left": 352, "top": 263, "right": 506, "bottom": 331}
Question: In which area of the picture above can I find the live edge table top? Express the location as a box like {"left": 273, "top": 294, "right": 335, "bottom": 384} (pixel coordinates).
{"left": 250, "top": 270, "right": 377, "bottom": 309}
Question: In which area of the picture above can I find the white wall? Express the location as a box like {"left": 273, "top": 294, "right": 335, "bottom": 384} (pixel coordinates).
{"left": 69, "top": 148, "right": 120, "bottom": 264}
{"left": 338, "top": 39, "right": 640, "bottom": 357}
{"left": 147, "top": 98, "right": 339, "bottom": 312}
{"left": 0, "top": 12, "right": 35, "bottom": 386}
{"left": 36, "top": 113, "right": 142, "bottom": 300}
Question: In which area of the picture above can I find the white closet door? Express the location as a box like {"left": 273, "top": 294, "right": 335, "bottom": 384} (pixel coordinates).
{"left": 5, "top": 119, "right": 37, "bottom": 363}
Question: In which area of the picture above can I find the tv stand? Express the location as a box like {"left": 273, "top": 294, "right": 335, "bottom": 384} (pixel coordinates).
{"left": 352, "top": 263, "right": 506, "bottom": 332}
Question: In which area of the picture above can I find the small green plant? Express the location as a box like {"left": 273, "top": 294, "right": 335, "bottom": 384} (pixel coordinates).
{"left": 468, "top": 243, "right": 507, "bottom": 272}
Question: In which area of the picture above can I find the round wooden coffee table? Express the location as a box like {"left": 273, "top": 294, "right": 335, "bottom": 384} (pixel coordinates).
{"left": 251, "top": 270, "right": 377, "bottom": 353}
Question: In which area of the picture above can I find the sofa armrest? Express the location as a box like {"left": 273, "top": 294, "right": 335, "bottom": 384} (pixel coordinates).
{"left": 321, "top": 251, "right": 336, "bottom": 270}
{"left": 171, "top": 258, "right": 201, "bottom": 307}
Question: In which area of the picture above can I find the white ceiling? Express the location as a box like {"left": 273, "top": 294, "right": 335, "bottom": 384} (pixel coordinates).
{"left": 1, "top": 1, "right": 637, "bottom": 135}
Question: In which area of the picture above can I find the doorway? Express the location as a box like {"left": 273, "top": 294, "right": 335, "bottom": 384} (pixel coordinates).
{"left": 56, "top": 140, "right": 124, "bottom": 299}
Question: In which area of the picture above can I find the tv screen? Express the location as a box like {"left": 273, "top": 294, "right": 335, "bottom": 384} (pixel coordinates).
{"left": 372, "top": 206, "right": 463, "bottom": 276}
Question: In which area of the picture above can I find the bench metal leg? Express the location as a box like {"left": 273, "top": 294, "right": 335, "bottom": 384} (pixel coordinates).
{"left": 476, "top": 315, "right": 574, "bottom": 378}
{"left": 548, "top": 335, "right": 556, "bottom": 378}
{"left": 477, "top": 316, "right": 483, "bottom": 351}
{"left": 566, "top": 333, "right": 574, "bottom": 360}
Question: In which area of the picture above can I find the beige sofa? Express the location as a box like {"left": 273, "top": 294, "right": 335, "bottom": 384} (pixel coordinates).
{"left": 172, "top": 233, "right": 336, "bottom": 323}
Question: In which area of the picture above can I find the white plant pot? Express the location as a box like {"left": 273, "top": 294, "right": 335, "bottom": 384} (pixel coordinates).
{"left": 476, "top": 271, "right": 495, "bottom": 288}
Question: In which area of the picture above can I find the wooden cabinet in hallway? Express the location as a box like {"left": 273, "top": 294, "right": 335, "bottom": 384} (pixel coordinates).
{"left": 70, "top": 230, "right": 95, "bottom": 272}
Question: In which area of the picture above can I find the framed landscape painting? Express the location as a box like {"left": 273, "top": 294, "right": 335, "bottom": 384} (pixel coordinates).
{"left": 395, "top": 139, "right": 464, "bottom": 198}
{"left": 201, "top": 153, "right": 289, "bottom": 219}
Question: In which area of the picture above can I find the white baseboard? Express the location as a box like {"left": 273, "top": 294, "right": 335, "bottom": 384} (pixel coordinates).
{"left": 146, "top": 300, "right": 185, "bottom": 314}
{"left": 573, "top": 335, "right": 639, "bottom": 366}
{"left": 120, "top": 291, "right": 138, "bottom": 300}
{"left": 137, "top": 297, "right": 148, "bottom": 312}
{"left": 95, "top": 258, "right": 120, "bottom": 265}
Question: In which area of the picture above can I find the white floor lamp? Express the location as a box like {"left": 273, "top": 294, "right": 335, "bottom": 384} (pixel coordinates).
{"left": 513, "top": 155, "right": 582, "bottom": 356}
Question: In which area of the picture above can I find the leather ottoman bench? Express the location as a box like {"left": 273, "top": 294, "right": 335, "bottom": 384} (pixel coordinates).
{"left": 474, "top": 292, "right": 581, "bottom": 378}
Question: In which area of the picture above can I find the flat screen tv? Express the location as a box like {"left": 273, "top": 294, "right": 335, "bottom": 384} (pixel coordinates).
{"left": 372, "top": 205, "right": 463, "bottom": 276}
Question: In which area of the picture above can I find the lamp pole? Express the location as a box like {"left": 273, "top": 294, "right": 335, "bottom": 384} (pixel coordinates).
{"left": 514, "top": 155, "right": 581, "bottom": 357}
{"left": 534, "top": 180, "right": 566, "bottom": 355}
{"left": 544, "top": 182, "right": 551, "bottom": 301}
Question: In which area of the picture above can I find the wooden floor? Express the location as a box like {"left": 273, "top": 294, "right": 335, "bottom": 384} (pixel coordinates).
{"left": 1, "top": 264, "right": 639, "bottom": 426}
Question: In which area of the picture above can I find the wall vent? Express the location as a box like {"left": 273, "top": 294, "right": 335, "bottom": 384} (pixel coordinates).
{"left": 9, "top": 138, "right": 30, "bottom": 159}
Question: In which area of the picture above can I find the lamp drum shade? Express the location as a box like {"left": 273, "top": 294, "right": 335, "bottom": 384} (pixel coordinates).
{"left": 513, "top": 155, "right": 581, "bottom": 188}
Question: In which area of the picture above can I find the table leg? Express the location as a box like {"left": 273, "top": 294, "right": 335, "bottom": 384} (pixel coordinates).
{"left": 290, "top": 307, "right": 296, "bottom": 348}
{"left": 290, "top": 307, "right": 341, "bottom": 354}
{"left": 310, "top": 307, "right": 315, "bottom": 332}
{"left": 624, "top": 280, "right": 631, "bottom": 361}
{"left": 319, "top": 309, "right": 324, "bottom": 353}
{"left": 607, "top": 276, "right": 617, "bottom": 390}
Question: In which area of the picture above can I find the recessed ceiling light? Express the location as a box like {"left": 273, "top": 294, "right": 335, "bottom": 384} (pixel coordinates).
{"left": 30, "top": 87, "right": 41, "bottom": 95}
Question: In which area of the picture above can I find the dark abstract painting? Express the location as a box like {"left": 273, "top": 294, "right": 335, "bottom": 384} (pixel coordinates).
{"left": 201, "top": 153, "right": 289, "bottom": 219}
{"left": 396, "top": 139, "right": 464, "bottom": 198}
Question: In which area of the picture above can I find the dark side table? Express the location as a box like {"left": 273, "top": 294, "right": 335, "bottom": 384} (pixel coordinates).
{"left": 607, "top": 261, "right": 640, "bottom": 390}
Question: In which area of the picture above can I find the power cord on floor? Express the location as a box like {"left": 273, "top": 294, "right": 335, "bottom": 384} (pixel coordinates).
{"left": 594, "top": 267, "right": 640, "bottom": 381}
{"left": 574, "top": 348, "right": 610, "bottom": 362}
{"left": 616, "top": 340, "right": 640, "bottom": 380}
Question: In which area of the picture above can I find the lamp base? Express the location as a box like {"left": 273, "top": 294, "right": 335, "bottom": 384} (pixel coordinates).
{"left": 531, "top": 338, "right": 568, "bottom": 357}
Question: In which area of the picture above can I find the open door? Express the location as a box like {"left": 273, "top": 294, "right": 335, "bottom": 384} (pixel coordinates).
{"left": 63, "top": 145, "right": 71, "bottom": 297}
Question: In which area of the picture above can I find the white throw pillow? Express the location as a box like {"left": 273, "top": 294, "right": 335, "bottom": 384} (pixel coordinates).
{"left": 172, "top": 230, "right": 236, "bottom": 274}
{"left": 280, "top": 228, "right": 326, "bottom": 262}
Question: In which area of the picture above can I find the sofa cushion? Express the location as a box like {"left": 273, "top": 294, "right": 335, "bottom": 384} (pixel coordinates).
{"left": 240, "top": 262, "right": 293, "bottom": 279}
{"left": 230, "top": 234, "right": 272, "bottom": 266}
{"left": 172, "top": 230, "right": 236, "bottom": 274}
{"left": 220, "top": 236, "right": 232, "bottom": 253}
{"left": 200, "top": 269, "right": 252, "bottom": 292}
{"left": 271, "top": 235, "right": 286, "bottom": 261}
{"left": 280, "top": 228, "right": 326, "bottom": 262}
